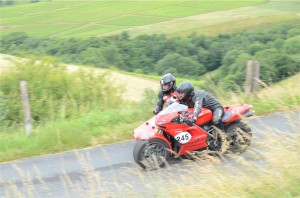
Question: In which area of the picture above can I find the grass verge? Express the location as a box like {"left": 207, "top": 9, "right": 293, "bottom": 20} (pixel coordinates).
{"left": 162, "top": 130, "right": 300, "bottom": 198}
{"left": 0, "top": 105, "right": 152, "bottom": 162}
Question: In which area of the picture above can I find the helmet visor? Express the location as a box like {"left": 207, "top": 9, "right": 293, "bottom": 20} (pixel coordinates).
{"left": 177, "top": 92, "right": 186, "bottom": 100}
{"left": 161, "top": 82, "right": 173, "bottom": 92}
{"left": 162, "top": 84, "right": 171, "bottom": 91}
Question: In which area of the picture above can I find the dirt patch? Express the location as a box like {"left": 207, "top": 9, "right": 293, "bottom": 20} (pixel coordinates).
{"left": 0, "top": 53, "right": 159, "bottom": 102}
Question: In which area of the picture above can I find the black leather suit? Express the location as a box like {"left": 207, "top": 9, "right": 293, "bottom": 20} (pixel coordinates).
{"left": 181, "top": 90, "right": 224, "bottom": 126}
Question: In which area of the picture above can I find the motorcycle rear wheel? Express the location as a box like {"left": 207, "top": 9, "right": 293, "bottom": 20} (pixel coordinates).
{"left": 225, "top": 121, "right": 252, "bottom": 153}
{"left": 133, "top": 139, "right": 170, "bottom": 169}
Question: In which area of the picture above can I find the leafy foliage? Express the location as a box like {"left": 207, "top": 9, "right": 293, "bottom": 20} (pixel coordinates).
{"left": 0, "top": 57, "right": 121, "bottom": 126}
{"left": 1, "top": 23, "right": 299, "bottom": 92}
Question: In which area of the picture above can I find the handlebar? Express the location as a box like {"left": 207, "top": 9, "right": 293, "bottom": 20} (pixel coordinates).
{"left": 179, "top": 114, "right": 194, "bottom": 126}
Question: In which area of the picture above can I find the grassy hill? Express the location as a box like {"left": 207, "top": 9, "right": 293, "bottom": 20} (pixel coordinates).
{"left": 2, "top": 0, "right": 299, "bottom": 38}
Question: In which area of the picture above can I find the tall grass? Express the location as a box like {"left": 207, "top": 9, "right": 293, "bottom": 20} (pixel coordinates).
{"left": 162, "top": 130, "right": 300, "bottom": 197}
{"left": 0, "top": 57, "right": 143, "bottom": 162}
{"left": 0, "top": 56, "right": 122, "bottom": 126}
{"left": 200, "top": 73, "right": 300, "bottom": 115}
{"left": 0, "top": 58, "right": 157, "bottom": 162}
{"left": 2, "top": 124, "right": 299, "bottom": 197}
{"left": 0, "top": 106, "right": 151, "bottom": 162}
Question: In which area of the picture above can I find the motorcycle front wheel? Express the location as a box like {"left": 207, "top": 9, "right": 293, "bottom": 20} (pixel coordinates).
{"left": 133, "top": 138, "right": 170, "bottom": 169}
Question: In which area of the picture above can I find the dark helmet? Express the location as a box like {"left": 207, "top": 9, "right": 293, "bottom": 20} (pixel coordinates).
{"left": 176, "top": 81, "right": 194, "bottom": 101}
{"left": 160, "top": 73, "right": 176, "bottom": 93}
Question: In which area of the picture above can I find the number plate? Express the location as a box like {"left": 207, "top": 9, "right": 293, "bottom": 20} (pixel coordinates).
{"left": 174, "top": 132, "right": 192, "bottom": 144}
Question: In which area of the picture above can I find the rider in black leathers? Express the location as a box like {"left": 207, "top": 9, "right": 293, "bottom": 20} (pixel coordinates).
{"left": 153, "top": 73, "right": 177, "bottom": 115}
{"left": 176, "top": 81, "right": 224, "bottom": 130}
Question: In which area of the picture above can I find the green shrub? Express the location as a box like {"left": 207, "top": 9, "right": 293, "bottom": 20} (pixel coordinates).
{"left": 0, "top": 57, "right": 122, "bottom": 126}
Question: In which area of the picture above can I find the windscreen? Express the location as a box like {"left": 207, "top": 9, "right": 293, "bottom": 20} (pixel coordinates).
{"left": 159, "top": 103, "right": 188, "bottom": 116}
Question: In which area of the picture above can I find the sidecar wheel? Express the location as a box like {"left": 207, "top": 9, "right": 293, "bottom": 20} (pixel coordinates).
{"left": 133, "top": 139, "right": 170, "bottom": 169}
{"left": 225, "top": 121, "right": 252, "bottom": 153}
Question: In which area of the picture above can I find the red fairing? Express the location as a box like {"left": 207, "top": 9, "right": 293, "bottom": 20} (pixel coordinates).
{"left": 187, "top": 108, "right": 212, "bottom": 125}
{"left": 223, "top": 104, "right": 252, "bottom": 123}
{"left": 155, "top": 111, "right": 209, "bottom": 155}
{"left": 171, "top": 126, "right": 208, "bottom": 156}
{"left": 133, "top": 116, "right": 172, "bottom": 149}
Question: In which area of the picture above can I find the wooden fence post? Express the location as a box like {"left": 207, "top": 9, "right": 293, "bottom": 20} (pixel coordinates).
{"left": 245, "top": 60, "right": 260, "bottom": 96}
{"left": 253, "top": 61, "right": 260, "bottom": 96}
{"left": 245, "top": 60, "right": 253, "bottom": 96}
{"left": 20, "top": 81, "right": 32, "bottom": 136}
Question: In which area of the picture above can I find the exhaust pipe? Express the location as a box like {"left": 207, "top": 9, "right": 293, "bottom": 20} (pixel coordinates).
{"left": 244, "top": 109, "right": 255, "bottom": 117}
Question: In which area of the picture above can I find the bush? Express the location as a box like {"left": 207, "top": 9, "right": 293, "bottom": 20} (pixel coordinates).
{"left": 0, "top": 57, "right": 122, "bottom": 126}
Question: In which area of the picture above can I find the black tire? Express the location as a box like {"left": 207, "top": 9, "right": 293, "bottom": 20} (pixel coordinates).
{"left": 225, "top": 121, "right": 252, "bottom": 153}
{"left": 133, "top": 139, "right": 170, "bottom": 169}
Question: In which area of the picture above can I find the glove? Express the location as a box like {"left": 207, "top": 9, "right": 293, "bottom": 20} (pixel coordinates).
{"left": 153, "top": 108, "right": 159, "bottom": 115}
{"left": 185, "top": 117, "right": 196, "bottom": 126}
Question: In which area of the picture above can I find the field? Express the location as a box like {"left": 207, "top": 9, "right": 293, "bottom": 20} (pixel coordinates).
{"left": 4, "top": 0, "right": 295, "bottom": 38}
{"left": 123, "top": 1, "right": 300, "bottom": 37}
{"left": 1, "top": 1, "right": 299, "bottom": 38}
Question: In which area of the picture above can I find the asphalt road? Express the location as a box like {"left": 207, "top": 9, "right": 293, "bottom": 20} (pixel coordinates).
{"left": 0, "top": 111, "right": 299, "bottom": 198}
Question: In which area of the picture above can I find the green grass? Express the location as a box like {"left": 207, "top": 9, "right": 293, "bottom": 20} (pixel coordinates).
{"left": 64, "top": 25, "right": 127, "bottom": 38}
{"left": 163, "top": 132, "right": 300, "bottom": 198}
{"left": 101, "top": 15, "right": 170, "bottom": 26}
{"left": 0, "top": 0, "right": 267, "bottom": 38}
{"left": 1, "top": 72, "right": 299, "bottom": 163}
{"left": 0, "top": 105, "right": 152, "bottom": 162}
{"left": 124, "top": 2, "right": 299, "bottom": 37}
{"left": 3, "top": 24, "right": 81, "bottom": 36}
{"left": 214, "top": 73, "right": 300, "bottom": 116}
{"left": 256, "top": 1, "right": 300, "bottom": 12}
{"left": 175, "top": 14, "right": 300, "bottom": 37}
{"left": 247, "top": 73, "right": 300, "bottom": 115}
{"left": 141, "top": 1, "right": 264, "bottom": 17}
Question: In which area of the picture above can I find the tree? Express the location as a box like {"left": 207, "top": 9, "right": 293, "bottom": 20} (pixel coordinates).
{"left": 283, "top": 37, "right": 300, "bottom": 55}
{"left": 101, "top": 45, "right": 124, "bottom": 68}
{"left": 287, "top": 29, "right": 300, "bottom": 38}
{"left": 206, "top": 42, "right": 226, "bottom": 71}
{"left": 79, "top": 47, "right": 107, "bottom": 67}
{"left": 195, "top": 47, "right": 210, "bottom": 69}
{"left": 254, "top": 48, "right": 283, "bottom": 83}
{"left": 248, "top": 42, "right": 265, "bottom": 55}
{"left": 155, "top": 53, "right": 206, "bottom": 77}
{"left": 222, "top": 49, "right": 245, "bottom": 67}
{"left": 1, "top": 32, "right": 28, "bottom": 47}
{"left": 5, "top": 0, "right": 14, "bottom": 5}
